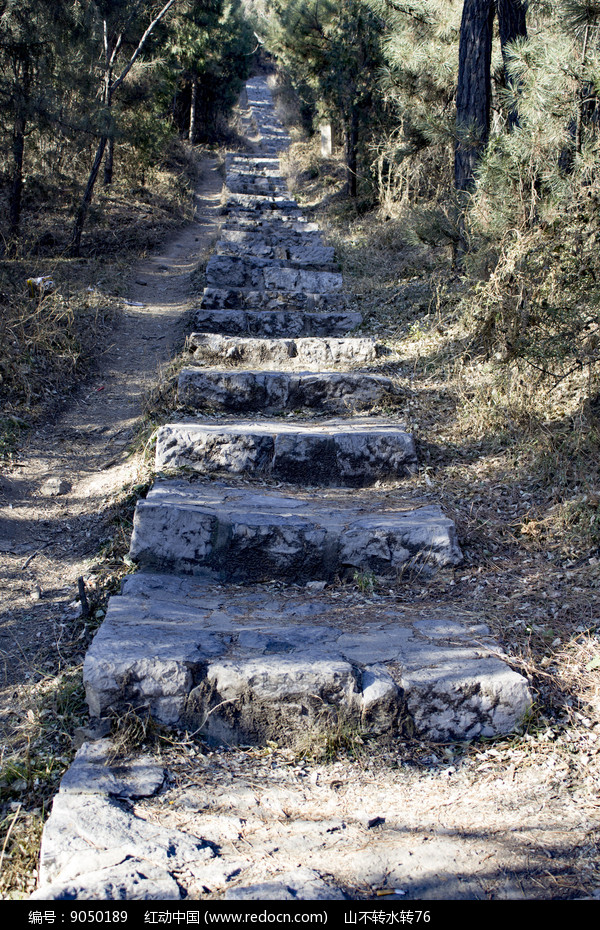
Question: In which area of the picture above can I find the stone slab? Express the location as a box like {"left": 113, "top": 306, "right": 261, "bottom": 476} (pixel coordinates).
{"left": 187, "top": 333, "right": 378, "bottom": 368}
{"left": 223, "top": 869, "right": 345, "bottom": 900}
{"left": 155, "top": 419, "right": 416, "bottom": 486}
{"left": 177, "top": 369, "right": 393, "bottom": 413}
{"left": 220, "top": 225, "right": 327, "bottom": 245}
{"left": 200, "top": 285, "right": 348, "bottom": 314}
{"left": 205, "top": 254, "right": 343, "bottom": 292}
{"left": 128, "top": 481, "right": 462, "bottom": 582}
{"left": 60, "top": 739, "right": 164, "bottom": 798}
{"left": 225, "top": 192, "right": 301, "bottom": 213}
{"left": 219, "top": 242, "right": 336, "bottom": 267}
{"left": 32, "top": 792, "right": 216, "bottom": 899}
{"left": 222, "top": 215, "right": 321, "bottom": 234}
{"left": 192, "top": 308, "right": 363, "bottom": 338}
{"left": 82, "top": 576, "right": 531, "bottom": 744}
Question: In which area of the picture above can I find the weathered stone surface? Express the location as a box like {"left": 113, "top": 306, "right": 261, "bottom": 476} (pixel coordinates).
{"left": 193, "top": 308, "right": 363, "bottom": 338}
{"left": 262, "top": 265, "right": 343, "bottom": 293}
{"left": 32, "top": 860, "right": 182, "bottom": 901}
{"left": 40, "top": 477, "right": 71, "bottom": 497}
{"left": 200, "top": 285, "right": 348, "bottom": 313}
{"left": 223, "top": 869, "right": 346, "bottom": 901}
{"left": 205, "top": 254, "right": 343, "bottom": 292}
{"left": 178, "top": 369, "right": 393, "bottom": 413}
{"left": 82, "top": 576, "right": 531, "bottom": 743}
{"left": 60, "top": 739, "right": 164, "bottom": 798}
{"left": 225, "top": 192, "right": 301, "bottom": 214}
{"left": 128, "top": 481, "right": 462, "bottom": 582}
{"left": 155, "top": 419, "right": 416, "bottom": 486}
{"left": 187, "top": 332, "right": 378, "bottom": 368}
{"left": 219, "top": 230, "right": 335, "bottom": 266}
{"left": 223, "top": 214, "right": 321, "bottom": 234}
{"left": 226, "top": 175, "right": 287, "bottom": 195}
{"left": 32, "top": 792, "right": 215, "bottom": 899}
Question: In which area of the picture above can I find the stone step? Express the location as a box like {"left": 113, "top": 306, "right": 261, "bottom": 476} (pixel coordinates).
{"left": 200, "top": 286, "right": 348, "bottom": 314}
{"left": 225, "top": 192, "right": 301, "bottom": 213}
{"left": 155, "top": 419, "right": 416, "bottom": 486}
{"left": 225, "top": 170, "right": 284, "bottom": 185}
{"left": 83, "top": 574, "right": 531, "bottom": 744}
{"left": 177, "top": 368, "right": 393, "bottom": 413}
{"left": 217, "top": 238, "right": 336, "bottom": 268}
{"left": 217, "top": 244, "right": 336, "bottom": 268}
{"left": 226, "top": 153, "right": 282, "bottom": 174}
{"left": 205, "top": 254, "right": 343, "bottom": 291}
{"left": 225, "top": 203, "right": 303, "bottom": 220}
{"left": 128, "top": 481, "right": 462, "bottom": 583}
{"left": 226, "top": 177, "right": 288, "bottom": 195}
{"left": 220, "top": 224, "right": 325, "bottom": 244}
{"left": 193, "top": 308, "right": 363, "bottom": 338}
{"left": 223, "top": 215, "right": 321, "bottom": 234}
{"left": 187, "top": 333, "right": 379, "bottom": 368}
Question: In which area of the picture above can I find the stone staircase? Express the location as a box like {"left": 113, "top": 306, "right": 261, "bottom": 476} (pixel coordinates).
{"left": 33, "top": 75, "right": 532, "bottom": 901}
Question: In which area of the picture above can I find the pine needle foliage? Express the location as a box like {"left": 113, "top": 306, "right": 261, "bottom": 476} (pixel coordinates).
{"left": 464, "top": 3, "right": 600, "bottom": 384}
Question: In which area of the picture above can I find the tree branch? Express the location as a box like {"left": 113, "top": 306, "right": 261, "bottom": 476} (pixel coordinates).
{"left": 110, "top": 0, "right": 179, "bottom": 96}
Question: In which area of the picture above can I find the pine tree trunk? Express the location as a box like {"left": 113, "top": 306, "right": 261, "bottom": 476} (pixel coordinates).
{"left": 70, "top": 136, "right": 108, "bottom": 257}
{"left": 103, "top": 137, "right": 114, "bottom": 186}
{"left": 454, "top": 0, "right": 495, "bottom": 194}
{"left": 496, "top": 0, "right": 528, "bottom": 128}
{"left": 8, "top": 112, "right": 27, "bottom": 248}
{"left": 189, "top": 77, "right": 198, "bottom": 144}
{"left": 496, "top": 0, "right": 527, "bottom": 50}
{"left": 345, "top": 107, "right": 359, "bottom": 198}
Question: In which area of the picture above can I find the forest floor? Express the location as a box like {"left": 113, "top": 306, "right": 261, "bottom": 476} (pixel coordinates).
{"left": 1, "top": 134, "right": 600, "bottom": 899}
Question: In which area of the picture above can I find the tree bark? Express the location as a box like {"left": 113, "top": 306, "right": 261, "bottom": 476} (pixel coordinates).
{"left": 496, "top": 0, "right": 528, "bottom": 128}
{"left": 496, "top": 0, "right": 527, "bottom": 50}
{"left": 8, "top": 112, "right": 27, "bottom": 248}
{"left": 345, "top": 106, "right": 359, "bottom": 198}
{"left": 70, "top": 136, "right": 108, "bottom": 256}
{"left": 454, "top": 0, "right": 495, "bottom": 194}
{"left": 189, "top": 76, "right": 198, "bottom": 143}
{"left": 103, "top": 137, "right": 114, "bottom": 186}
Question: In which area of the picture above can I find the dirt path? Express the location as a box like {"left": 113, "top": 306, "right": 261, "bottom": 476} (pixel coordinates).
{"left": 0, "top": 158, "right": 224, "bottom": 721}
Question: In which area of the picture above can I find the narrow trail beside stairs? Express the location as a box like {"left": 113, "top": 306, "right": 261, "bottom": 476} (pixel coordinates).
{"left": 17, "top": 79, "right": 600, "bottom": 902}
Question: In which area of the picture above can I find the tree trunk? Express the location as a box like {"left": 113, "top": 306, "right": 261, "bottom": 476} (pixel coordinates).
{"left": 454, "top": 0, "right": 495, "bottom": 194}
{"left": 345, "top": 107, "right": 359, "bottom": 198}
{"left": 69, "top": 136, "right": 108, "bottom": 256}
{"left": 103, "top": 137, "right": 114, "bottom": 186}
{"left": 496, "top": 0, "right": 528, "bottom": 128}
{"left": 189, "top": 76, "right": 198, "bottom": 143}
{"left": 8, "top": 112, "right": 27, "bottom": 248}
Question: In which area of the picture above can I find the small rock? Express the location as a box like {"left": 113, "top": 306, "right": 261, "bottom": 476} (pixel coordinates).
{"left": 40, "top": 477, "right": 71, "bottom": 497}
{"left": 367, "top": 816, "right": 386, "bottom": 829}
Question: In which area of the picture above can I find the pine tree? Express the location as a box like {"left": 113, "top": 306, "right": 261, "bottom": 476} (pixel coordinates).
{"left": 267, "top": 0, "right": 386, "bottom": 197}
{"left": 0, "top": 0, "right": 76, "bottom": 250}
